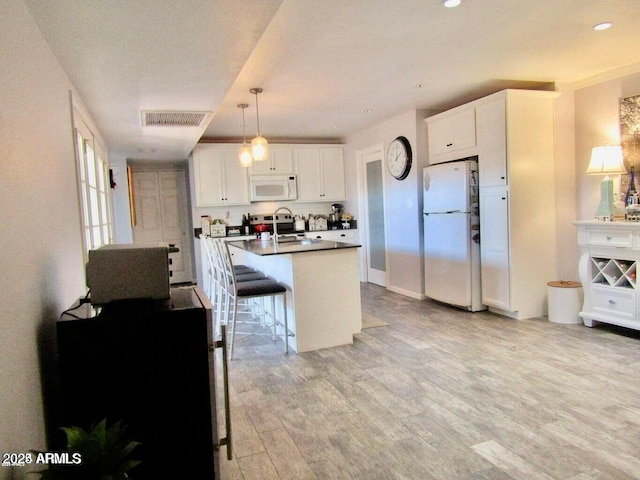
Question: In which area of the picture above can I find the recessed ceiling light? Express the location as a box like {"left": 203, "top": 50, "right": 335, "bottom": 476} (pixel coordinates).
{"left": 593, "top": 21, "right": 612, "bottom": 31}
{"left": 442, "top": 0, "right": 461, "bottom": 7}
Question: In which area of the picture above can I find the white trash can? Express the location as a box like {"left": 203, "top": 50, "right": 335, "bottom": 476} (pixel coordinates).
{"left": 547, "top": 281, "right": 583, "bottom": 324}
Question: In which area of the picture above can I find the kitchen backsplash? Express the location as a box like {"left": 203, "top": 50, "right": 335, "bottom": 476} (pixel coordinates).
{"left": 193, "top": 201, "right": 354, "bottom": 228}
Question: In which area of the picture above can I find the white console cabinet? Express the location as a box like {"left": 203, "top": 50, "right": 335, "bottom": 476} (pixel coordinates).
{"left": 574, "top": 221, "right": 640, "bottom": 330}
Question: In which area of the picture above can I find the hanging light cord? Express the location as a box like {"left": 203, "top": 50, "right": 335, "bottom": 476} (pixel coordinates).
{"left": 250, "top": 87, "right": 263, "bottom": 137}
{"left": 242, "top": 105, "right": 247, "bottom": 142}
{"left": 254, "top": 90, "right": 261, "bottom": 136}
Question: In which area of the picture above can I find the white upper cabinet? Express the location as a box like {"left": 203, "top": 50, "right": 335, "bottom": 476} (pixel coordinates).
{"left": 476, "top": 98, "right": 507, "bottom": 187}
{"left": 426, "top": 109, "right": 477, "bottom": 164}
{"left": 248, "top": 145, "right": 294, "bottom": 175}
{"left": 193, "top": 145, "right": 249, "bottom": 206}
{"left": 294, "top": 146, "right": 346, "bottom": 202}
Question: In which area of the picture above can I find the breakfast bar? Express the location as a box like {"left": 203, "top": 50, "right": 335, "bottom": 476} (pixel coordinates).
{"left": 227, "top": 238, "right": 362, "bottom": 353}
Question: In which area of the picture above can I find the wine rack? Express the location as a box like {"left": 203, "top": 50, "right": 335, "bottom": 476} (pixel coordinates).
{"left": 590, "top": 257, "right": 637, "bottom": 289}
{"left": 575, "top": 221, "right": 640, "bottom": 331}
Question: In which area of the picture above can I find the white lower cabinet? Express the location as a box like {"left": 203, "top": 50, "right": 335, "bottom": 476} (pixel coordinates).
{"left": 306, "top": 229, "right": 357, "bottom": 244}
{"left": 479, "top": 186, "right": 510, "bottom": 310}
{"left": 575, "top": 221, "right": 640, "bottom": 330}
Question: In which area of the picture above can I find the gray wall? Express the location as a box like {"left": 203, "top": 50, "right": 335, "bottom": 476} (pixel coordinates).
{"left": 345, "top": 109, "right": 432, "bottom": 298}
{"left": 1, "top": 1, "right": 88, "bottom": 478}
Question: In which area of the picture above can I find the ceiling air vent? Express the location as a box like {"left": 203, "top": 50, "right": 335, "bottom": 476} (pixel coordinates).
{"left": 141, "top": 110, "right": 211, "bottom": 127}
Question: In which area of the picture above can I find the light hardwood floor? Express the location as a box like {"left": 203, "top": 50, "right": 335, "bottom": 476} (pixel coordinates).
{"left": 217, "top": 283, "right": 640, "bottom": 480}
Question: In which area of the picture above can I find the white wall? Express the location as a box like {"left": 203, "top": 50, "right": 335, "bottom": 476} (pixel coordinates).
{"left": 0, "top": 1, "right": 88, "bottom": 478}
{"left": 575, "top": 70, "right": 640, "bottom": 221}
{"left": 345, "top": 109, "right": 431, "bottom": 298}
{"left": 552, "top": 86, "right": 580, "bottom": 281}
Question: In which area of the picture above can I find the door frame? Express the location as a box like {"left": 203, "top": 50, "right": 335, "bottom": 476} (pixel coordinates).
{"left": 356, "top": 143, "right": 388, "bottom": 286}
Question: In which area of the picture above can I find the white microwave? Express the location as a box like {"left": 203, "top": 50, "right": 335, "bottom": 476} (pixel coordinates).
{"left": 249, "top": 175, "right": 297, "bottom": 202}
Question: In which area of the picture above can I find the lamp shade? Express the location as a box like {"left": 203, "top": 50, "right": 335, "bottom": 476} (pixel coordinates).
{"left": 238, "top": 144, "right": 253, "bottom": 167}
{"left": 586, "top": 145, "right": 626, "bottom": 175}
{"left": 251, "top": 136, "right": 269, "bottom": 162}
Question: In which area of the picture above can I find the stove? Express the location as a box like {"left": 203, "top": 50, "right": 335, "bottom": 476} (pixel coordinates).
{"left": 249, "top": 213, "right": 296, "bottom": 234}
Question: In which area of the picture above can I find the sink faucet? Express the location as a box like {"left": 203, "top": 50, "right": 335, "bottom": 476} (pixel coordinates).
{"left": 272, "top": 207, "right": 293, "bottom": 242}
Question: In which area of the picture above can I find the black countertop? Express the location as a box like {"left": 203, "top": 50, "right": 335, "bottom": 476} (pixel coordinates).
{"left": 227, "top": 238, "right": 360, "bottom": 256}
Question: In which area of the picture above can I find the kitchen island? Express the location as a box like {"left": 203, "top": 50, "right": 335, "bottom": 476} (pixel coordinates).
{"left": 227, "top": 238, "right": 362, "bottom": 353}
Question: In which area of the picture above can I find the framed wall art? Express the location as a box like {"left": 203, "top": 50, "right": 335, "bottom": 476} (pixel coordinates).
{"left": 620, "top": 93, "right": 640, "bottom": 170}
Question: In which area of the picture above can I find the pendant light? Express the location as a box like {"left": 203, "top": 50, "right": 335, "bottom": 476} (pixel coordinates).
{"left": 237, "top": 103, "right": 253, "bottom": 167}
{"left": 250, "top": 87, "right": 269, "bottom": 162}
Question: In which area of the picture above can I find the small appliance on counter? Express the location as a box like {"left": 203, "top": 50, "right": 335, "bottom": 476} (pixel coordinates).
{"left": 329, "top": 203, "right": 343, "bottom": 223}
{"left": 294, "top": 215, "right": 306, "bottom": 232}
{"left": 86, "top": 242, "right": 176, "bottom": 305}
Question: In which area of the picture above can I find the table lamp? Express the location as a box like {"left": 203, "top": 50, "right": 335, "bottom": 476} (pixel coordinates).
{"left": 586, "top": 145, "right": 626, "bottom": 220}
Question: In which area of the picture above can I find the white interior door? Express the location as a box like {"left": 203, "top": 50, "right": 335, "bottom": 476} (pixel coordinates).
{"left": 132, "top": 169, "right": 193, "bottom": 284}
{"left": 362, "top": 149, "right": 387, "bottom": 286}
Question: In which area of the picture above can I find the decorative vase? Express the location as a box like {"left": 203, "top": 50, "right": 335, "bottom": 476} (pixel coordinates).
{"left": 625, "top": 165, "right": 637, "bottom": 206}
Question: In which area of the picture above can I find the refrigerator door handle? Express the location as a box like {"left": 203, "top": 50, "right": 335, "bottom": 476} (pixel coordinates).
{"left": 423, "top": 210, "right": 463, "bottom": 215}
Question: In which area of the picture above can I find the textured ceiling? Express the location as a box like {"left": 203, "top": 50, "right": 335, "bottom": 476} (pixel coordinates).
{"left": 24, "top": 0, "right": 640, "bottom": 160}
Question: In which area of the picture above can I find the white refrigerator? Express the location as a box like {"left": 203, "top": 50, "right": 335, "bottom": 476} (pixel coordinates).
{"left": 423, "top": 158, "right": 485, "bottom": 311}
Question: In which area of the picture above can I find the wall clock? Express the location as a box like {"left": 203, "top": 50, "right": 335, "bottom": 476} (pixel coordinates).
{"left": 386, "top": 136, "right": 412, "bottom": 180}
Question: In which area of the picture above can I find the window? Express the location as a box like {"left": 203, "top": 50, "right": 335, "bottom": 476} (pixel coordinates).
{"left": 74, "top": 114, "right": 113, "bottom": 259}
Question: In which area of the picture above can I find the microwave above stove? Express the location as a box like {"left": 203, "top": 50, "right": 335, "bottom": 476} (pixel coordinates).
{"left": 249, "top": 175, "right": 297, "bottom": 202}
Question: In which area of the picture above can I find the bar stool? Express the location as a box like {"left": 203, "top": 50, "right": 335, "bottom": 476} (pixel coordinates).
{"left": 218, "top": 240, "right": 289, "bottom": 359}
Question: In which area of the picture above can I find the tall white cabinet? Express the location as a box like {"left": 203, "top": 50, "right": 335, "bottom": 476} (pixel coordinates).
{"left": 426, "top": 89, "right": 559, "bottom": 319}
{"left": 477, "top": 90, "right": 558, "bottom": 319}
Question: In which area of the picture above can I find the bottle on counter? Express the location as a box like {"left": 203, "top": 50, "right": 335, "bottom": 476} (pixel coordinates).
{"left": 242, "top": 213, "right": 250, "bottom": 235}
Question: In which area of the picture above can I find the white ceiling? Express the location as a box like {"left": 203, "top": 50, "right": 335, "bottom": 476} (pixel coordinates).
{"left": 24, "top": 0, "right": 640, "bottom": 161}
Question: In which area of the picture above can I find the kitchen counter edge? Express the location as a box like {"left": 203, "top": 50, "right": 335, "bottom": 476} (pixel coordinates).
{"left": 227, "top": 238, "right": 361, "bottom": 256}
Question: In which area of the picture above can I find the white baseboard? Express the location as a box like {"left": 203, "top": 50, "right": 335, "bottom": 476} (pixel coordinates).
{"left": 386, "top": 285, "right": 425, "bottom": 300}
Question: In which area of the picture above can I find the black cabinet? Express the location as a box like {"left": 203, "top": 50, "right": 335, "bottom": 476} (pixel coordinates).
{"left": 56, "top": 286, "right": 219, "bottom": 479}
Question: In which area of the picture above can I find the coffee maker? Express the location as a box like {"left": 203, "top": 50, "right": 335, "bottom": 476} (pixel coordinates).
{"left": 329, "top": 203, "right": 343, "bottom": 224}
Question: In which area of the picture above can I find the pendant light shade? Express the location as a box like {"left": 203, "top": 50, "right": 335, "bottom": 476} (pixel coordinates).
{"left": 250, "top": 88, "right": 269, "bottom": 162}
{"left": 237, "top": 103, "right": 253, "bottom": 167}
{"left": 239, "top": 144, "right": 253, "bottom": 167}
